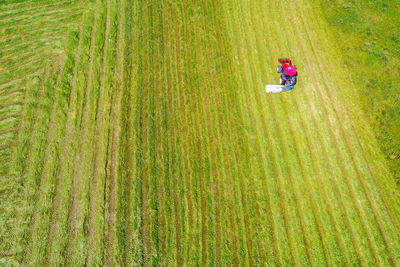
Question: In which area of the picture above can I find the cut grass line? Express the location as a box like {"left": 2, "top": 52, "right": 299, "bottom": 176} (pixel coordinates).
{"left": 0, "top": 23, "right": 76, "bottom": 52}
{"left": 209, "top": 1, "right": 256, "bottom": 265}
{"left": 139, "top": 2, "right": 151, "bottom": 264}
{"left": 43, "top": 14, "right": 85, "bottom": 264}
{"left": 85, "top": 0, "right": 110, "bottom": 265}
{"left": 159, "top": 3, "right": 181, "bottom": 265}
{"left": 0, "top": 47, "right": 47, "bottom": 66}
{"left": 251, "top": 0, "right": 330, "bottom": 264}
{"left": 257, "top": 2, "right": 352, "bottom": 265}
{"left": 293, "top": 2, "right": 398, "bottom": 264}
{"left": 104, "top": 0, "right": 124, "bottom": 265}
{"left": 301, "top": 0, "right": 400, "bottom": 244}
{"left": 0, "top": 33, "right": 67, "bottom": 55}
{"left": 223, "top": 1, "right": 299, "bottom": 265}
{"left": 169, "top": 4, "right": 183, "bottom": 265}
{"left": 0, "top": 0, "right": 78, "bottom": 17}
{"left": 186, "top": 2, "right": 225, "bottom": 265}
{"left": 14, "top": 67, "right": 48, "bottom": 177}
{"left": 236, "top": 2, "right": 321, "bottom": 265}
{"left": 196, "top": 2, "right": 238, "bottom": 265}
{"left": 175, "top": 3, "right": 196, "bottom": 265}
{"left": 0, "top": 54, "right": 53, "bottom": 75}
{"left": 2, "top": 8, "right": 83, "bottom": 31}
{"left": 18, "top": 66, "right": 50, "bottom": 262}
{"left": 0, "top": 0, "right": 86, "bottom": 23}
{"left": 308, "top": 4, "right": 400, "bottom": 239}
{"left": 63, "top": 1, "right": 98, "bottom": 264}
{"left": 0, "top": 66, "right": 43, "bottom": 88}
{"left": 177, "top": 2, "right": 209, "bottom": 265}
{"left": 121, "top": 0, "right": 140, "bottom": 264}
{"left": 285, "top": 4, "right": 383, "bottom": 265}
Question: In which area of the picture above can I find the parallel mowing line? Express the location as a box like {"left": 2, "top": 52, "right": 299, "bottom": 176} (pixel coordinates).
{"left": 208, "top": 1, "right": 257, "bottom": 265}
{"left": 307, "top": 3, "right": 400, "bottom": 239}
{"left": 0, "top": 0, "right": 79, "bottom": 17}
{"left": 185, "top": 2, "right": 223, "bottom": 265}
{"left": 255, "top": 4, "right": 332, "bottom": 266}
{"left": 86, "top": 0, "right": 110, "bottom": 265}
{"left": 0, "top": 0, "right": 86, "bottom": 23}
{"left": 2, "top": 8, "right": 83, "bottom": 30}
{"left": 22, "top": 59, "right": 64, "bottom": 265}
{"left": 159, "top": 2, "right": 174, "bottom": 264}
{"left": 122, "top": 0, "right": 139, "bottom": 264}
{"left": 195, "top": 1, "right": 234, "bottom": 265}
{"left": 196, "top": 3, "right": 248, "bottom": 264}
{"left": 294, "top": 3, "right": 397, "bottom": 264}
{"left": 105, "top": 0, "right": 124, "bottom": 264}
{"left": 249, "top": 0, "right": 329, "bottom": 264}
{"left": 176, "top": 4, "right": 196, "bottom": 264}
{"left": 1, "top": 16, "right": 81, "bottom": 43}
{"left": 0, "top": 33, "right": 67, "bottom": 55}
{"left": 1, "top": 53, "right": 54, "bottom": 75}
{"left": 237, "top": 2, "right": 327, "bottom": 265}
{"left": 140, "top": 1, "right": 151, "bottom": 264}
{"left": 209, "top": 0, "right": 273, "bottom": 264}
{"left": 255, "top": 1, "right": 350, "bottom": 265}
{"left": 222, "top": 1, "right": 299, "bottom": 265}
{"left": 169, "top": 5, "right": 183, "bottom": 264}
{"left": 43, "top": 15, "right": 84, "bottom": 263}
{"left": 273, "top": 2, "right": 371, "bottom": 265}
{"left": 285, "top": 4, "right": 382, "bottom": 265}
{"left": 183, "top": 2, "right": 221, "bottom": 265}
{"left": 0, "top": 65, "right": 44, "bottom": 87}
{"left": 150, "top": 2, "right": 164, "bottom": 265}
{"left": 159, "top": 3, "right": 175, "bottom": 264}
{"left": 301, "top": 0, "right": 400, "bottom": 242}
{"left": 16, "top": 67, "right": 48, "bottom": 178}
{"left": 0, "top": 22, "right": 79, "bottom": 51}
{"left": 0, "top": 47, "right": 47, "bottom": 65}
{"left": 62, "top": 4, "right": 99, "bottom": 263}
{"left": 18, "top": 66, "right": 50, "bottom": 262}
{"left": 162, "top": 4, "right": 183, "bottom": 264}
{"left": 178, "top": 2, "right": 209, "bottom": 265}
{"left": 239, "top": 6, "right": 316, "bottom": 263}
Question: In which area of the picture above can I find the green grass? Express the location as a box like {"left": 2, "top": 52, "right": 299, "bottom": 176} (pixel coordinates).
{"left": 320, "top": 0, "right": 400, "bottom": 186}
{"left": 1, "top": 0, "right": 400, "bottom": 266}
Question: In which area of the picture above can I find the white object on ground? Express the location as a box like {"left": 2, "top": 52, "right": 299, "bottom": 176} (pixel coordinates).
{"left": 265, "top": 84, "right": 284, "bottom": 94}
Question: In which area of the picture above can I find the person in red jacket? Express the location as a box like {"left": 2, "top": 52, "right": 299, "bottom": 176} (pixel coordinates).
{"left": 277, "top": 58, "right": 297, "bottom": 90}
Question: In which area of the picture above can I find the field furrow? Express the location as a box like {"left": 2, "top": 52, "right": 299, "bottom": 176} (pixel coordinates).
{"left": 2, "top": 0, "right": 400, "bottom": 266}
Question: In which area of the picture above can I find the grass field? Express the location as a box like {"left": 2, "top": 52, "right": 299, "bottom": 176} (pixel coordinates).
{"left": 1, "top": 0, "right": 400, "bottom": 266}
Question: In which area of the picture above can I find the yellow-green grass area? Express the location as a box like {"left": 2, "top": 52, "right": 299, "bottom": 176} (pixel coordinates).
{"left": 1, "top": 0, "right": 400, "bottom": 265}
{"left": 320, "top": 0, "right": 400, "bottom": 186}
